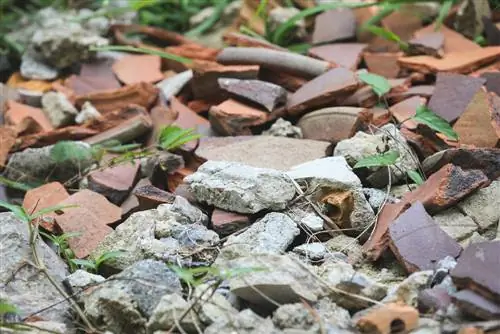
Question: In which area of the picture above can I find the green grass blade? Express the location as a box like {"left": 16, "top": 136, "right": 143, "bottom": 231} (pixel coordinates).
{"left": 0, "top": 200, "right": 29, "bottom": 223}
{"left": 435, "top": 0, "right": 454, "bottom": 31}
{"left": 407, "top": 170, "right": 425, "bottom": 185}
{"left": 353, "top": 150, "right": 400, "bottom": 169}
{"left": 185, "top": 0, "right": 228, "bottom": 37}
{"left": 0, "top": 176, "right": 36, "bottom": 191}
{"left": 412, "top": 105, "right": 459, "bottom": 141}
{"left": 90, "top": 45, "right": 192, "bottom": 64}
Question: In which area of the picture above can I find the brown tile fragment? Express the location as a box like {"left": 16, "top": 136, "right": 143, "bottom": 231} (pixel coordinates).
{"left": 356, "top": 303, "right": 419, "bottom": 334}
{"left": 191, "top": 61, "right": 259, "bottom": 100}
{"left": 408, "top": 32, "right": 445, "bottom": 58}
{"left": 488, "top": 92, "right": 500, "bottom": 139}
{"left": 418, "top": 286, "right": 453, "bottom": 313}
{"left": 387, "top": 85, "right": 434, "bottom": 104}
{"left": 308, "top": 43, "right": 367, "bottom": 70}
{"left": 312, "top": 9, "right": 356, "bottom": 44}
{"left": 65, "top": 58, "right": 121, "bottom": 95}
{"left": 211, "top": 208, "right": 251, "bottom": 236}
{"left": 74, "top": 82, "right": 159, "bottom": 114}
{"left": 218, "top": 78, "right": 287, "bottom": 112}
{"left": 297, "top": 107, "right": 372, "bottom": 144}
{"left": 287, "top": 67, "right": 359, "bottom": 117}
{"left": 453, "top": 88, "right": 499, "bottom": 148}
{"left": 0, "top": 126, "right": 16, "bottom": 166}
{"left": 428, "top": 72, "right": 486, "bottom": 122}
{"left": 388, "top": 201, "right": 462, "bottom": 273}
{"left": 422, "top": 148, "right": 500, "bottom": 181}
{"left": 187, "top": 100, "right": 212, "bottom": 114}
{"left": 398, "top": 47, "right": 500, "bottom": 74}
{"left": 451, "top": 241, "right": 500, "bottom": 302}
{"left": 389, "top": 96, "right": 426, "bottom": 129}
{"left": 121, "top": 178, "right": 151, "bottom": 217}
{"left": 481, "top": 72, "right": 500, "bottom": 96}
{"left": 5, "top": 100, "right": 53, "bottom": 135}
{"left": 414, "top": 24, "right": 481, "bottom": 53}
{"left": 209, "top": 99, "right": 268, "bottom": 136}
{"left": 88, "top": 162, "right": 141, "bottom": 205}
{"left": 400, "top": 127, "right": 440, "bottom": 160}
{"left": 363, "top": 52, "right": 402, "bottom": 78}
{"left": 22, "top": 182, "right": 70, "bottom": 231}
{"left": 170, "top": 96, "right": 214, "bottom": 140}
{"left": 452, "top": 289, "right": 500, "bottom": 320}
{"left": 258, "top": 68, "right": 307, "bottom": 92}
{"left": 6, "top": 72, "right": 58, "bottom": 93}
{"left": 112, "top": 55, "right": 164, "bottom": 85}
{"left": 223, "top": 32, "right": 286, "bottom": 51}
{"left": 133, "top": 184, "right": 175, "bottom": 211}
{"left": 15, "top": 126, "right": 98, "bottom": 150}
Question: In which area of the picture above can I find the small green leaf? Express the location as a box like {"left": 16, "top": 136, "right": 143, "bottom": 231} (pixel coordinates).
{"left": 353, "top": 150, "right": 400, "bottom": 169}
{"left": 358, "top": 72, "right": 391, "bottom": 97}
{"left": 158, "top": 126, "right": 201, "bottom": 151}
{"left": 407, "top": 170, "right": 425, "bottom": 185}
{"left": 0, "top": 301, "right": 18, "bottom": 315}
{"left": 412, "top": 105, "right": 459, "bottom": 141}
{"left": 51, "top": 141, "right": 93, "bottom": 164}
{"left": 95, "top": 250, "right": 125, "bottom": 266}
{"left": 70, "top": 259, "right": 96, "bottom": 270}
{"left": 0, "top": 201, "right": 30, "bottom": 223}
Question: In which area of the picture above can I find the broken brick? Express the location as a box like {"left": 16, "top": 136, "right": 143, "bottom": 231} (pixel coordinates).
{"left": 74, "top": 82, "right": 159, "bottom": 114}
{"left": 287, "top": 67, "right": 359, "bottom": 116}
{"left": 297, "top": 107, "right": 372, "bottom": 144}
{"left": 312, "top": 8, "right": 356, "bottom": 44}
{"left": 258, "top": 68, "right": 307, "bottom": 92}
{"left": 408, "top": 32, "right": 445, "bottom": 58}
{"left": 218, "top": 78, "right": 287, "bottom": 112}
{"left": 209, "top": 99, "right": 268, "bottom": 136}
{"left": 308, "top": 43, "right": 367, "bottom": 71}
{"left": 387, "top": 85, "right": 434, "bottom": 104}
{"left": 191, "top": 61, "right": 259, "bottom": 100}
{"left": 22, "top": 182, "right": 70, "bottom": 231}
{"left": 453, "top": 88, "right": 499, "bottom": 148}
{"left": 65, "top": 58, "right": 121, "bottom": 96}
{"left": 112, "top": 55, "right": 164, "bottom": 85}
{"left": 363, "top": 52, "right": 403, "bottom": 78}
{"left": 0, "top": 126, "right": 16, "bottom": 166}
{"left": 356, "top": 303, "right": 419, "bottom": 334}
{"left": 428, "top": 72, "right": 486, "bottom": 122}
{"left": 133, "top": 184, "right": 175, "bottom": 211}
{"left": 5, "top": 100, "right": 53, "bottom": 135}
{"left": 211, "top": 208, "right": 251, "bottom": 237}
{"left": 452, "top": 289, "right": 500, "bottom": 320}
{"left": 388, "top": 201, "right": 462, "bottom": 273}
{"left": 88, "top": 161, "right": 141, "bottom": 205}
{"left": 389, "top": 96, "right": 426, "bottom": 130}
{"left": 120, "top": 178, "right": 152, "bottom": 218}
{"left": 452, "top": 241, "right": 500, "bottom": 303}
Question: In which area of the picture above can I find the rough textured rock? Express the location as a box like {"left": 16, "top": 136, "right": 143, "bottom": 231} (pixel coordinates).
{"left": 41, "top": 91, "right": 78, "bottom": 128}
{"left": 146, "top": 293, "right": 200, "bottom": 333}
{"left": 262, "top": 118, "right": 303, "bottom": 138}
{"left": 288, "top": 208, "right": 325, "bottom": 232}
{"left": 363, "top": 188, "right": 398, "bottom": 212}
{"left": 292, "top": 243, "right": 327, "bottom": 261}
{"left": 92, "top": 197, "right": 213, "bottom": 270}
{"left": 76, "top": 101, "right": 101, "bottom": 124}
{"left": 220, "top": 212, "right": 299, "bottom": 260}
{"left": 83, "top": 260, "right": 182, "bottom": 334}
{"left": 325, "top": 233, "right": 364, "bottom": 265}
{"left": 20, "top": 50, "right": 59, "bottom": 80}
{"left": 4, "top": 143, "right": 94, "bottom": 183}
{"left": 334, "top": 124, "right": 419, "bottom": 187}
{"left": 433, "top": 208, "right": 478, "bottom": 241}
{"left": 383, "top": 271, "right": 434, "bottom": 306}
{"left": 193, "top": 283, "right": 239, "bottom": 326}
{"left": 204, "top": 309, "right": 280, "bottom": 334}
{"left": 456, "top": 180, "right": 500, "bottom": 230}
{"left": 63, "top": 270, "right": 105, "bottom": 296}
{"left": 0, "top": 213, "right": 70, "bottom": 323}
{"left": 185, "top": 161, "right": 296, "bottom": 214}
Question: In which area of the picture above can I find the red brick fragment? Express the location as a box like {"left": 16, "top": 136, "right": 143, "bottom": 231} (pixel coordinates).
{"left": 308, "top": 43, "right": 367, "bottom": 70}
{"left": 23, "top": 182, "right": 70, "bottom": 231}
{"left": 65, "top": 58, "right": 121, "bottom": 95}
{"left": 112, "top": 55, "right": 164, "bottom": 85}
{"left": 312, "top": 8, "right": 356, "bottom": 44}
{"left": 121, "top": 178, "right": 152, "bottom": 218}
{"left": 133, "top": 184, "right": 175, "bottom": 211}
{"left": 15, "top": 126, "right": 97, "bottom": 151}
{"left": 4, "top": 100, "right": 53, "bottom": 135}
{"left": 211, "top": 208, "right": 251, "bottom": 236}
{"left": 356, "top": 303, "right": 419, "bottom": 334}
{"left": 0, "top": 126, "right": 16, "bottom": 166}
{"left": 363, "top": 52, "right": 403, "bottom": 78}
{"left": 209, "top": 99, "right": 268, "bottom": 136}
{"left": 88, "top": 162, "right": 141, "bottom": 205}
{"left": 388, "top": 201, "right": 462, "bottom": 273}
{"left": 389, "top": 96, "right": 425, "bottom": 130}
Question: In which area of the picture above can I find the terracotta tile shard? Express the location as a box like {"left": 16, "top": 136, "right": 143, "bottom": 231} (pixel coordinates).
{"left": 0, "top": 127, "right": 16, "bottom": 166}
{"left": 308, "top": 43, "right": 367, "bottom": 70}
{"left": 312, "top": 8, "right": 356, "bottom": 44}
{"left": 387, "top": 85, "right": 434, "bottom": 104}
{"left": 211, "top": 208, "right": 251, "bottom": 237}
{"left": 422, "top": 148, "right": 500, "bottom": 181}
{"left": 55, "top": 206, "right": 114, "bottom": 258}
{"left": 6, "top": 72, "right": 58, "bottom": 93}
{"left": 209, "top": 99, "right": 268, "bottom": 136}
{"left": 133, "top": 184, "right": 175, "bottom": 211}
{"left": 218, "top": 78, "right": 287, "bottom": 112}
{"left": 187, "top": 100, "right": 212, "bottom": 114}
{"left": 164, "top": 43, "right": 218, "bottom": 62}
{"left": 112, "top": 55, "right": 164, "bottom": 85}
{"left": 287, "top": 67, "right": 359, "bottom": 117}
{"left": 121, "top": 178, "right": 151, "bottom": 217}
{"left": 401, "top": 127, "right": 441, "bottom": 160}
{"left": 488, "top": 93, "right": 500, "bottom": 139}
{"left": 388, "top": 201, "right": 462, "bottom": 273}
{"left": 408, "top": 32, "right": 445, "bottom": 58}
{"left": 363, "top": 52, "right": 403, "bottom": 78}
{"left": 356, "top": 303, "right": 419, "bottom": 334}
{"left": 452, "top": 289, "right": 500, "bottom": 320}
{"left": 398, "top": 47, "right": 500, "bottom": 74}
{"left": 414, "top": 24, "right": 481, "bottom": 54}
{"left": 363, "top": 201, "right": 411, "bottom": 260}
{"left": 344, "top": 78, "right": 409, "bottom": 108}
{"left": 170, "top": 97, "right": 214, "bottom": 138}
{"left": 297, "top": 107, "right": 372, "bottom": 144}
{"left": 22, "top": 182, "right": 70, "bottom": 231}
{"left": 65, "top": 59, "right": 121, "bottom": 96}
{"left": 223, "top": 32, "right": 286, "bottom": 51}
{"left": 403, "top": 164, "right": 490, "bottom": 215}
{"left": 453, "top": 88, "right": 499, "bottom": 148}
{"left": 481, "top": 72, "right": 500, "bottom": 96}
{"left": 389, "top": 96, "right": 426, "bottom": 129}
{"left": 5, "top": 100, "right": 53, "bottom": 135}
{"left": 88, "top": 162, "right": 141, "bottom": 205}
{"left": 428, "top": 72, "right": 486, "bottom": 122}
{"left": 74, "top": 82, "right": 159, "bottom": 114}
{"left": 15, "top": 126, "right": 98, "bottom": 150}
{"left": 191, "top": 61, "right": 259, "bottom": 100}
{"left": 258, "top": 68, "right": 307, "bottom": 92}
{"left": 57, "top": 189, "right": 121, "bottom": 226}
{"left": 452, "top": 241, "right": 500, "bottom": 302}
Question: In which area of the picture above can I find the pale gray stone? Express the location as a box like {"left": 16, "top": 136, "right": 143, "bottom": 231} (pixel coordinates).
{"left": 146, "top": 293, "right": 200, "bottom": 333}
{"left": 156, "top": 70, "right": 193, "bottom": 101}
{"left": 205, "top": 309, "right": 280, "bottom": 334}
{"left": 0, "top": 213, "right": 70, "bottom": 323}
{"left": 220, "top": 212, "right": 299, "bottom": 260}
{"left": 272, "top": 303, "right": 317, "bottom": 330}
{"left": 20, "top": 50, "right": 59, "bottom": 80}
{"left": 18, "top": 321, "right": 70, "bottom": 334}
{"left": 263, "top": 118, "right": 303, "bottom": 138}
{"left": 460, "top": 231, "right": 488, "bottom": 248}
{"left": 325, "top": 234, "right": 364, "bottom": 265}
{"left": 433, "top": 208, "right": 478, "bottom": 241}
{"left": 64, "top": 270, "right": 105, "bottom": 298}
{"left": 456, "top": 180, "right": 500, "bottom": 230}
{"left": 288, "top": 209, "right": 324, "bottom": 232}
{"left": 293, "top": 243, "right": 327, "bottom": 261}
{"left": 76, "top": 101, "right": 101, "bottom": 124}
{"left": 185, "top": 161, "right": 296, "bottom": 214}
{"left": 334, "top": 124, "right": 419, "bottom": 187}
{"left": 363, "top": 188, "right": 398, "bottom": 211}
{"left": 383, "top": 270, "right": 433, "bottom": 306}
{"left": 193, "top": 283, "right": 238, "bottom": 326}
{"left": 42, "top": 91, "right": 78, "bottom": 128}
